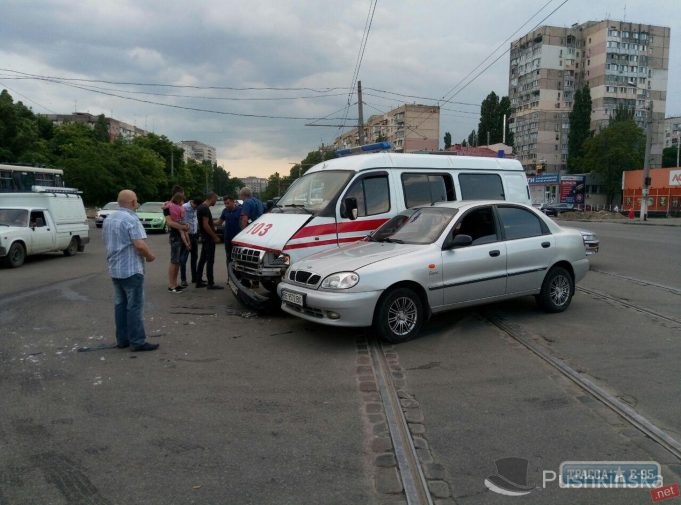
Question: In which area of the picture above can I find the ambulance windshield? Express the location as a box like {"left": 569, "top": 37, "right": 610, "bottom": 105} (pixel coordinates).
{"left": 277, "top": 170, "right": 353, "bottom": 212}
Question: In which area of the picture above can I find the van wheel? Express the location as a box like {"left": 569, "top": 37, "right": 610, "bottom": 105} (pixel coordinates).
{"left": 5, "top": 243, "right": 26, "bottom": 268}
{"left": 63, "top": 237, "right": 79, "bottom": 256}
{"left": 536, "top": 266, "right": 574, "bottom": 312}
{"left": 373, "top": 287, "right": 424, "bottom": 343}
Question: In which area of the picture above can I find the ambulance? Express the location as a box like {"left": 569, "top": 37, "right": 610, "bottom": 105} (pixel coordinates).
{"left": 228, "top": 146, "right": 532, "bottom": 309}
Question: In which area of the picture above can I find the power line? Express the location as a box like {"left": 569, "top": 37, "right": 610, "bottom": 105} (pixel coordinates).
{"left": 0, "top": 80, "right": 57, "bottom": 113}
{"left": 365, "top": 87, "right": 478, "bottom": 107}
{"left": 440, "top": 0, "right": 562, "bottom": 103}
{"left": 17, "top": 75, "right": 351, "bottom": 121}
{"left": 441, "top": 0, "right": 571, "bottom": 105}
{"left": 339, "top": 0, "right": 378, "bottom": 132}
{"left": 0, "top": 76, "right": 348, "bottom": 102}
{"left": 0, "top": 68, "right": 347, "bottom": 93}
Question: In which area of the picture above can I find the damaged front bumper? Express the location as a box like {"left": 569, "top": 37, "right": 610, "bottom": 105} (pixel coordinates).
{"left": 227, "top": 263, "right": 279, "bottom": 312}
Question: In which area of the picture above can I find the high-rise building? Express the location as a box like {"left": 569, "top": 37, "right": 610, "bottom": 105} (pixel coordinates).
{"left": 240, "top": 177, "right": 268, "bottom": 197}
{"left": 509, "top": 20, "right": 670, "bottom": 173}
{"left": 333, "top": 104, "right": 440, "bottom": 153}
{"left": 178, "top": 140, "right": 217, "bottom": 164}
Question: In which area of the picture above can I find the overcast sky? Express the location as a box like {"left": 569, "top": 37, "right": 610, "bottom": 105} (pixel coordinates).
{"left": 1, "top": 0, "right": 678, "bottom": 179}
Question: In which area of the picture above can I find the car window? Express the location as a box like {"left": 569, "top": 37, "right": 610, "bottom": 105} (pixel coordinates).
{"left": 0, "top": 209, "right": 28, "bottom": 227}
{"left": 30, "top": 211, "right": 46, "bottom": 227}
{"left": 497, "top": 206, "right": 544, "bottom": 240}
{"left": 371, "top": 207, "right": 456, "bottom": 244}
{"left": 401, "top": 173, "right": 455, "bottom": 208}
{"left": 345, "top": 175, "right": 390, "bottom": 217}
{"left": 458, "top": 173, "right": 505, "bottom": 200}
{"left": 453, "top": 206, "right": 497, "bottom": 245}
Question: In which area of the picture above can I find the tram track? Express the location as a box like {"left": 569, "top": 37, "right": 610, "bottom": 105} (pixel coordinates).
{"left": 368, "top": 337, "right": 434, "bottom": 505}
{"left": 485, "top": 313, "right": 681, "bottom": 461}
{"left": 589, "top": 268, "right": 681, "bottom": 296}
{"left": 363, "top": 275, "right": 681, "bottom": 504}
{"left": 577, "top": 285, "right": 681, "bottom": 326}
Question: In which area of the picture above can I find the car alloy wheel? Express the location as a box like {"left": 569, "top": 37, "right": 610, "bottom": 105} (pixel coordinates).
{"left": 537, "top": 266, "right": 574, "bottom": 313}
{"left": 374, "top": 287, "right": 424, "bottom": 343}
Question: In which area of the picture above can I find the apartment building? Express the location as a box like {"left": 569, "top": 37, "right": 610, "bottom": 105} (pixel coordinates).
{"left": 240, "top": 176, "right": 268, "bottom": 196}
{"left": 664, "top": 116, "right": 681, "bottom": 149}
{"left": 333, "top": 104, "right": 440, "bottom": 152}
{"left": 509, "top": 20, "right": 670, "bottom": 174}
{"left": 177, "top": 140, "right": 217, "bottom": 165}
{"left": 44, "top": 112, "right": 146, "bottom": 141}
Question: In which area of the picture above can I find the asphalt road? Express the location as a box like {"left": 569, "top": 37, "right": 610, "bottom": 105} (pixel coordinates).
{"left": 1, "top": 220, "right": 679, "bottom": 505}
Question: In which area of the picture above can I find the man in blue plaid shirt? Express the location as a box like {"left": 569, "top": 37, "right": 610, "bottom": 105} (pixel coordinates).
{"left": 103, "top": 189, "right": 158, "bottom": 352}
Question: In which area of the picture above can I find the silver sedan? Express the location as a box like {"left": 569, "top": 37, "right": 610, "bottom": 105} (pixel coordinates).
{"left": 277, "top": 201, "right": 590, "bottom": 343}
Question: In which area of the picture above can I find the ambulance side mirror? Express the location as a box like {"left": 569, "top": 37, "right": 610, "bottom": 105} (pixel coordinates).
{"left": 341, "top": 197, "right": 358, "bottom": 221}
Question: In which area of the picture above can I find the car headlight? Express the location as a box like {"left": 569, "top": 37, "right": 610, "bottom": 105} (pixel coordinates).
{"left": 580, "top": 231, "right": 596, "bottom": 241}
{"left": 321, "top": 272, "right": 359, "bottom": 289}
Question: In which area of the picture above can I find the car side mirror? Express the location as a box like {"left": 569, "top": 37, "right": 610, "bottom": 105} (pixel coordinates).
{"left": 341, "top": 197, "right": 358, "bottom": 221}
{"left": 444, "top": 233, "right": 472, "bottom": 250}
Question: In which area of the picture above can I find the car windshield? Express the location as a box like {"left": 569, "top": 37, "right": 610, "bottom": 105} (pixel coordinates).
{"left": 103, "top": 202, "right": 120, "bottom": 210}
{"left": 137, "top": 202, "right": 164, "bottom": 213}
{"left": 0, "top": 209, "right": 28, "bottom": 227}
{"left": 276, "top": 170, "right": 353, "bottom": 212}
{"left": 370, "top": 207, "right": 458, "bottom": 244}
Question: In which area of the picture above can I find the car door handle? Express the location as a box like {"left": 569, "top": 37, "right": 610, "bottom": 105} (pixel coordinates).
{"left": 541, "top": 241, "right": 550, "bottom": 248}
{"left": 489, "top": 250, "right": 501, "bottom": 257}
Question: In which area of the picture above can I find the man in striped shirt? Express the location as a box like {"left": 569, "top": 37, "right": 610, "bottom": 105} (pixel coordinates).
{"left": 103, "top": 189, "right": 158, "bottom": 352}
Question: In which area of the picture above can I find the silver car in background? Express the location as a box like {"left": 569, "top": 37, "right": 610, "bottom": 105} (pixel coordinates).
{"left": 95, "top": 201, "right": 120, "bottom": 228}
{"left": 278, "top": 201, "right": 589, "bottom": 343}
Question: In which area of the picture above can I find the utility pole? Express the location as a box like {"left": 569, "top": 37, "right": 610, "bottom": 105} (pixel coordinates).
{"left": 641, "top": 100, "right": 653, "bottom": 222}
{"left": 357, "top": 80, "right": 365, "bottom": 145}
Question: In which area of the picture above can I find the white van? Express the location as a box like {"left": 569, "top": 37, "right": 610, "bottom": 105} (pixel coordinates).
{"left": 228, "top": 152, "right": 531, "bottom": 309}
{"left": 0, "top": 188, "right": 90, "bottom": 267}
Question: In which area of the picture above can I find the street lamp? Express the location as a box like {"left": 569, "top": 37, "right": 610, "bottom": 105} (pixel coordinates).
{"left": 640, "top": 100, "right": 653, "bottom": 222}
{"left": 628, "top": 80, "right": 652, "bottom": 222}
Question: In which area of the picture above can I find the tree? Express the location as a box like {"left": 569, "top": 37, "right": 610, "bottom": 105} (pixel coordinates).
{"left": 476, "top": 92, "right": 513, "bottom": 146}
{"left": 662, "top": 146, "right": 679, "bottom": 168}
{"left": 581, "top": 118, "right": 644, "bottom": 204}
{"left": 261, "top": 172, "right": 290, "bottom": 201}
{"left": 0, "top": 90, "right": 51, "bottom": 163}
{"left": 467, "top": 130, "right": 477, "bottom": 147}
{"left": 443, "top": 132, "right": 452, "bottom": 150}
{"left": 132, "top": 133, "right": 185, "bottom": 194}
{"left": 567, "top": 85, "right": 592, "bottom": 173}
{"left": 93, "top": 114, "right": 110, "bottom": 142}
{"left": 498, "top": 96, "right": 514, "bottom": 146}
{"left": 611, "top": 103, "right": 634, "bottom": 122}
{"left": 478, "top": 91, "right": 500, "bottom": 146}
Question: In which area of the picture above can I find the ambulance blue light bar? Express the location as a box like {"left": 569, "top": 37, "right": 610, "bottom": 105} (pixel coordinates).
{"left": 335, "top": 141, "right": 393, "bottom": 157}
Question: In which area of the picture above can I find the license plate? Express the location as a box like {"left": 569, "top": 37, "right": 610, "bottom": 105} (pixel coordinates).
{"left": 281, "top": 289, "right": 304, "bottom": 307}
